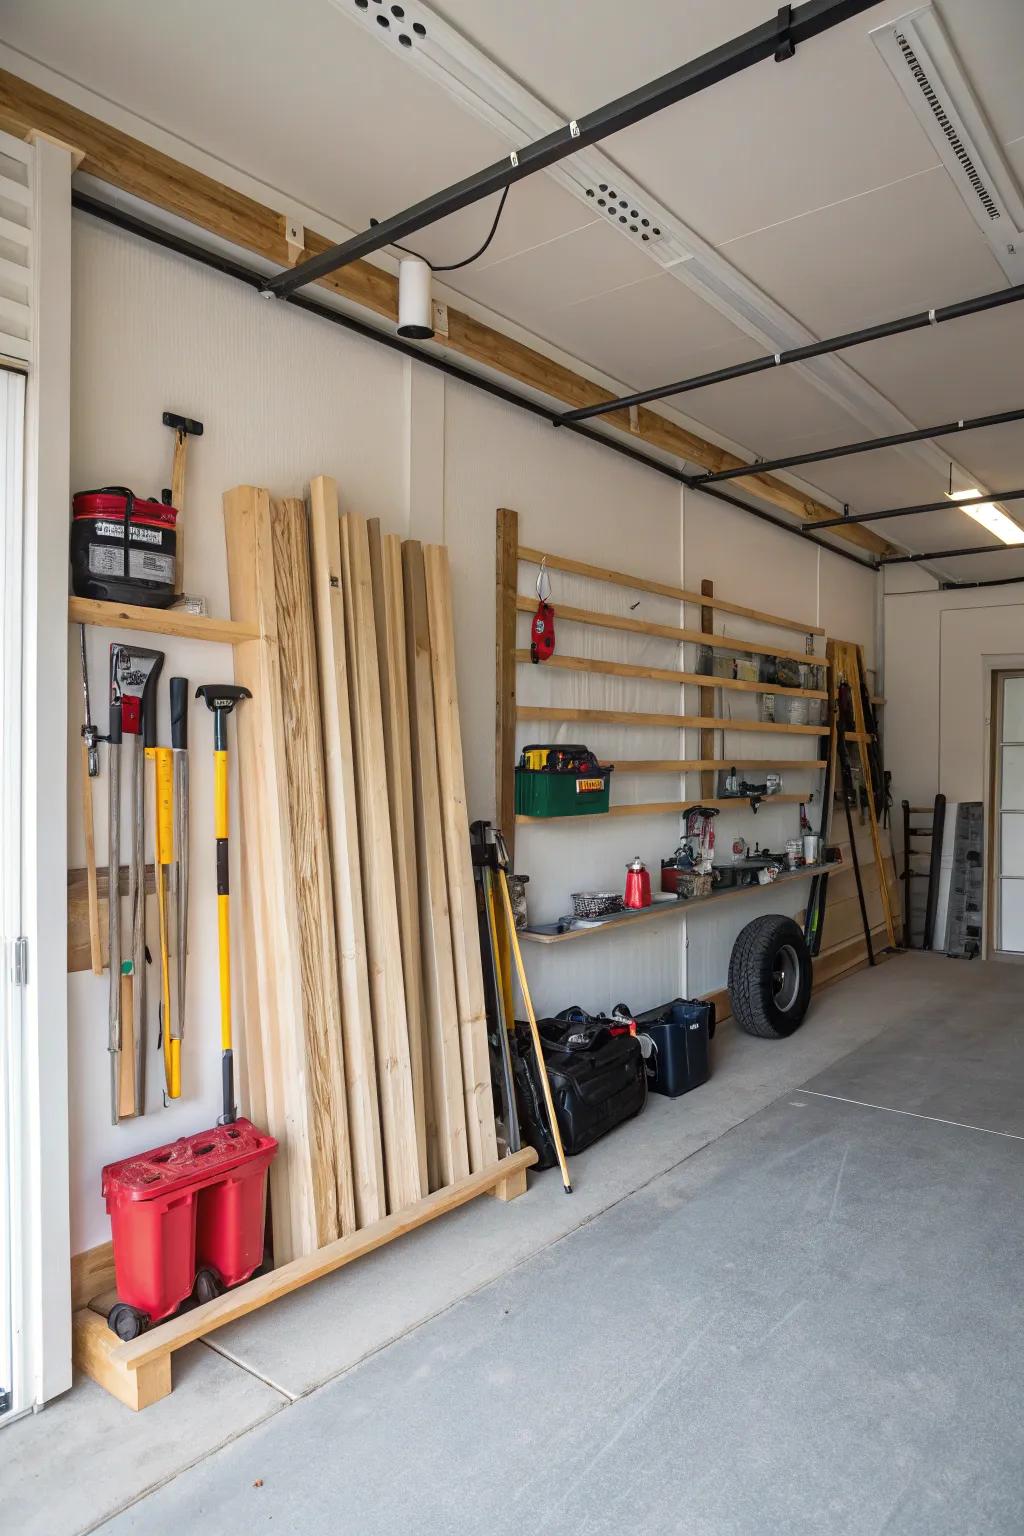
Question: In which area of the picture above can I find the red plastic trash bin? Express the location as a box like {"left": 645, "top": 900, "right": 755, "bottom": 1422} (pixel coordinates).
{"left": 102, "top": 1119, "right": 277, "bottom": 1324}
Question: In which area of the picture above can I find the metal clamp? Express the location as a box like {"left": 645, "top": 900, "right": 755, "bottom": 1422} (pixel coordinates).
{"left": 775, "top": 4, "right": 796, "bottom": 61}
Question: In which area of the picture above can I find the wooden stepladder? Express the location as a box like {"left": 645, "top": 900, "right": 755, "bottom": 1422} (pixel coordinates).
{"left": 826, "top": 639, "right": 897, "bottom": 951}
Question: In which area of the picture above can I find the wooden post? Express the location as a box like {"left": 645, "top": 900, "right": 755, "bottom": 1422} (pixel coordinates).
{"left": 495, "top": 508, "right": 519, "bottom": 858}
{"left": 308, "top": 478, "right": 387, "bottom": 1228}
{"left": 699, "top": 579, "right": 715, "bottom": 798}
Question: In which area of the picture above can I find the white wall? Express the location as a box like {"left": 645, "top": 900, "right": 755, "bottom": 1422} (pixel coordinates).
{"left": 67, "top": 214, "right": 879, "bottom": 1253}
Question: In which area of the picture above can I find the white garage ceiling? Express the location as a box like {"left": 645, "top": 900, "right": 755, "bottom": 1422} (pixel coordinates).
{"left": 2, "top": 0, "right": 1023, "bottom": 579}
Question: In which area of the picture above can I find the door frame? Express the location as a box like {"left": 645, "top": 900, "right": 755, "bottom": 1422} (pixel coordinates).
{"left": 985, "top": 665, "right": 1024, "bottom": 962}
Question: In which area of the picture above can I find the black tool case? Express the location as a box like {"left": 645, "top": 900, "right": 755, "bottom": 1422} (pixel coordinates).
{"left": 634, "top": 999, "right": 714, "bottom": 1098}
{"left": 511, "top": 1018, "right": 647, "bottom": 1168}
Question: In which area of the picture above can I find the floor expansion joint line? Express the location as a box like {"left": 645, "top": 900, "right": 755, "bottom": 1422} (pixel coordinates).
{"left": 797, "top": 1090, "right": 1024, "bottom": 1142}
{"left": 199, "top": 1336, "right": 301, "bottom": 1402}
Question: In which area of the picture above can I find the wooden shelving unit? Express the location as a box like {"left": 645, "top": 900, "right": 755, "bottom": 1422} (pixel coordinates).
{"left": 69, "top": 595, "right": 258, "bottom": 646}
{"left": 517, "top": 792, "right": 809, "bottom": 824}
{"left": 520, "top": 864, "right": 834, "bottom": 945}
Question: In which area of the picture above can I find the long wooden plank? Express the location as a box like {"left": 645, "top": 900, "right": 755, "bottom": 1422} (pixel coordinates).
{"left": 699, "top": 580, "right": 716, "bottom": 799}
{"left": 517, "top": 794, "right": 809, "bottom": 823}
{"left": 69, "top": 595, "right": 257, "bottom": 645}
{"left": 514, "top": 649, "right": 827, "bottom": 699}
{"left": 308, "top": 477, "right": 387, "bottom": 1228}
{"left": 517, "top": 596, "right": 829, "bottom": 667}
{"left": 341, "top": 512, "right": 422, "bottom": 1215}
{"left": 269, "top": 496, "right": 356, "bottom": 1239}
{"left": 368, "top": 522, "right": 431, "bottom": 1194}
{"left": 424, "top": 543, "right": 499, "bottom": 1175}
{"left": 0, "top": 72, "right": 892, "bottom": 558}
{"left": 495, "top": 509, "right": 519, "bottom": 853}
{"left": 612, "top": 759, "right": 827, "bottom": 773}
{"left": 109, "top": 1150, "right": 536, "bottom": 1375}
{"left": 403, "top": 539, "right": 470, "bottom": 1189}
{"left": 517, "top": 705, "right": 823, "bottom": 735}
{"left": 224, "top": 485, "right": 319, "bottom": 1261}
{"left": 517, "top": 546, "right": 825, "bottom": 635}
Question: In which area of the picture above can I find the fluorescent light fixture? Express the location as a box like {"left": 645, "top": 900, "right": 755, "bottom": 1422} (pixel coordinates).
{"left": 946, "top": 487, "right": 1024, "bottom": 545}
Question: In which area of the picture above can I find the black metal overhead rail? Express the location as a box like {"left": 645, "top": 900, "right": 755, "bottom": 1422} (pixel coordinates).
{"left": 692, "top": 406, "right": 1024, "bottom": 485}
{"left": 560, "top": 280, "right": 1024, "bottom": 424}
{"left": 260, "top": 0, "right": 882, "bottom": 300}
{"left": 881, "top": 540, "right": 1024, "bottom": 565}
{"left": 70, "top": 191, "right": 879, "bottom": 573}
{"left": 807, "top": 485, "right": 1024, "bottom": 531}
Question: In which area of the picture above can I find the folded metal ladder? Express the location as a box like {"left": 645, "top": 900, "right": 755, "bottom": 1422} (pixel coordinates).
{"left": 900, "top": 795, "right": 945, "bottom": 950}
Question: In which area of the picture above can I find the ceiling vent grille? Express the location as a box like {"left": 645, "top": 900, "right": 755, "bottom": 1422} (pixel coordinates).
{"left": 872, "top": 6, "right": 1024, "bottom": 281}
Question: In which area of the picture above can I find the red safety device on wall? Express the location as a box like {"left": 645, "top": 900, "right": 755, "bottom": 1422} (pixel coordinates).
{"left": 624, "top": 856, "right": 652, "bottom": 910}
{"left": 530, "top": 599, "right": 556, "bottom": 663}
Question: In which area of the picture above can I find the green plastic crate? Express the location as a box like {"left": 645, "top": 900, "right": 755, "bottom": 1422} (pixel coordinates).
{"left": 515, "top": 765, "right": 612, "bottom": 818}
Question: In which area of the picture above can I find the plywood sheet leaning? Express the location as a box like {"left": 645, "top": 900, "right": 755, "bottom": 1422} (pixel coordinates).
{"left": 308, "top": 477, "right": 387, "bottom": 1228}
{"left": 340, "top": 511, "right": 423, "bottom": 1215}
{"left": 424, "top": 543, "right": 499, "bottom": 1174}
{"left": 367, "top": 522, "right": 433, "bottom": 1192}
{"left": 225, "top": 488, "right": 342, "bottom": 1258}
{"left": 403, "top": 540, "right": 470, "bottom": 1187}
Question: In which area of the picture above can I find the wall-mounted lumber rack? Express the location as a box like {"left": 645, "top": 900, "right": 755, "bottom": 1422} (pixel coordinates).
{"left": 514, "top": 650, "right": 828, "bottom": 700}
{"left": 520, "top": 864, "right": 833, "bottom": 944}
{"left": 517, "top": 705, "right": 823, "bottom": 735}
{"left": 514, "top": 596, "right": 827, "bottom": 669}
{"left": 613, "top": 759, "right": 827, "bottom": 774}
{"left": 69, "top": 595, "right": 257, "bottom": 646}
{"left": 516, "top": 547, "right": 825, "bottom": 636}
{"left": 517, "top": 793, "right": 809, "bottom": 824}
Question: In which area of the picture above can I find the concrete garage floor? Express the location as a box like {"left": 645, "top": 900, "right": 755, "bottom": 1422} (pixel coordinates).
{"left": 7, "top": 953, "right": 1024, "bottom": 1534}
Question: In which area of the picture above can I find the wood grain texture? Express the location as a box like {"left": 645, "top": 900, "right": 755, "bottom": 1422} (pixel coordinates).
{"left": 69, "top": 595, "right": 256, "bottom": 644}
{"left": 612, "top": 759, "right": 827, "bottom": 773}
{"left": 516, "top": 793, "right": 809, "bottom": 823}
{"left": 80, "top": 739, "right": 103, "bottom": 974}
{"left": 224, "top": 485, "right": 324, "bottom": 1261}
{"left": 67, "top": 866, "right": 154, "bottom": 972}
{"left": 516, "top": 596, "right": 828, "bottom": 667}
{"left": 699, "top": 579, "right": 716, "bottom": 799}
{"left": 71, "top": 1240, "right": 116, "bottom": 1310}
{"left": 514, "top": 649, "right": 827, "bottom": 699}
{"left": 516, "top": 546, "right": 825, "bottom": 634}
{"left": 0, "top": 73, "right": 889, "bottom": 556}
{"left": 367, "top": 521, "right": 431, "bottom": 1194}
{"left": 271, "top": 496, "right": 356, "bottom": 1239}
{"left": 308, "top": 477, "right": 386, "bottom": 1228}
{"left": 495, "top": 509, "right": 519, "bottom": 856}
{"left": 73, "top": 1309, "right": 170, "bottom": 1411}
{"left": 518, "top": 705, "right": 823, "bottom": 735}
{"left": 424, "top": 543, "right": 499, "bottom": 1175}
{"left": 403, "top": 540, "right": 470, "bottom": 1189}
{"left": 341, "top": 512, "right": 422, "bottom": 1215}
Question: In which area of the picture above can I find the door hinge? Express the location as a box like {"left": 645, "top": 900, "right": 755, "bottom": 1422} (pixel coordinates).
{"left": 12, "top": 937, "right": 27, "bottom": 986}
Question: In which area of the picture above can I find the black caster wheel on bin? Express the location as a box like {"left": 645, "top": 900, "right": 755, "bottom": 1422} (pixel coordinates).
{"left": 193, "top": 1268, "right": 223, "bottom": 1305}
{"left": 107, "top": 1302, "right": 149, "bottom": 1341}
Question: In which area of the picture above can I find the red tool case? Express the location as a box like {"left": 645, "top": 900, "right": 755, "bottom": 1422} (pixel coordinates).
{"left": 102, "top": 1120, "right": 277, "bottom": 1324}
{"left": 71, "top": 487, "right": 178, "bottom": 607}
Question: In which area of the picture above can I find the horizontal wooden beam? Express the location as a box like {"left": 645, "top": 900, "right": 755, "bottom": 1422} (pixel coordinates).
{"left": 518, "top": 704, "right": 823, "bottom": 735}
{"left": 69, "top": 595, "right": 257, "bottom": 645}
{"left": 517, "top": 546, "right": 824, "bottom": 635}
{"left": 612, "top": 758, "right": 827, "bottom": 772}
{"left": 517, "top": 792, "right": 809, "bottom": 822}
{"left": 0, "top": 68, "right": 894, "bottom": 559}
{"left": 516, "top": 649, "right": 827, "bottom": 699}
{"left": 514, "top": 596, "right": 827, "bottom": 667}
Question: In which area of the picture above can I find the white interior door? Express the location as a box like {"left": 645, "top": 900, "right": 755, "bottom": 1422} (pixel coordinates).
{"left": 0, "top": 365, "right": 27, "bottom": 1419}
{"left": 995, "top": 673, "right": 1024, "bottom": 953}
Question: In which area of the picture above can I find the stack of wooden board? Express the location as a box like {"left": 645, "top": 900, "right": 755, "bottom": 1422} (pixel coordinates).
{"left": 224, "top": 480, "right": 497, "bottom": 1262}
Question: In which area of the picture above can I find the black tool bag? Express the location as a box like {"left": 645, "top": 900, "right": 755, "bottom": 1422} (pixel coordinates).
{"left": 511, "top": 1017, "right": 647, "bottom": 1169}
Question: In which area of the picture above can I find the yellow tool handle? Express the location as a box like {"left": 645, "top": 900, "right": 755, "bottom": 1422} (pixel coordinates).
{"left": 155, "top": 746, "right": 174, "bottom": 865}
{"left": 214, "top": 748, "right": 228, "bottom": 840}
{"left": 214, "top": 748, "right": 232, "bottom": 1054}
{"left": 217, "top": 892, "right": 231, "bottom": 1053}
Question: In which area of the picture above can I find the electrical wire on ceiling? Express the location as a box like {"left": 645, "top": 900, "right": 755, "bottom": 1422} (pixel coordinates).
{"left": 370, "top": 185, "right": 510, "bottom": 272}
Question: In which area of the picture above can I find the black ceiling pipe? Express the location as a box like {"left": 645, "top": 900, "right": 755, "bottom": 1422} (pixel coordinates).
{"left": 808, "top": 485, "right": 1024, "bottom": 530}
{"left": 561, "top": 280, "right": 1024, "bottom": 424}
{"left": 694, "top": 405, "right": 1024, "bottom": 484}
{"left": 71, "top": 191, "right": 879, "bottom": 574}
{"left": 262, "top": 0, "right": 882, "bottom": 299}
{"left": 939, "top": 573, "right": 1024, "bottom": 591}
{"left": 881, "top": 541, "right": 1024, "bottom": 565}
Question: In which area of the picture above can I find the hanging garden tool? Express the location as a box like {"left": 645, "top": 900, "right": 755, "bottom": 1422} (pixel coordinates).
{"left": 79, "top": 626, "right": 103, "bottom": 977}
{"left": 110, "top": 643, "right": 164, "bottom": 1119}
{"left": 107, "top": 651, "right": 123, "bottom": 1125}
{"left": 145, "top": 695, "right": 176, "bottom": 1102}
{"left": 161, "top": 412, "right": 203, "bottom": 596}
{"left": 169, "top": 677, "right": 190, "bottom": 1093}
{"left": 529, "top": 556, "right": 555, "bottom": 663}
{"left": 469, "top": 821, "right": 521, "bottom": 1156}
{"left": 493, "top": 827, "right": 571, "bottom": 1193}
{"left": 196, "top": 684, "right": 250, "bottom": 1123}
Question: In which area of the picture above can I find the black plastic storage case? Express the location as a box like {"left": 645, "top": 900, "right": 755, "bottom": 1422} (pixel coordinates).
{"left": 634, "top": 999, "right": 714, "bottom": 1098}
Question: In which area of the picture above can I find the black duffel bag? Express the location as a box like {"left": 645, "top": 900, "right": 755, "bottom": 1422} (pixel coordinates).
{"left": 511, "top": 1015, "right": 647, "bottom": 1169}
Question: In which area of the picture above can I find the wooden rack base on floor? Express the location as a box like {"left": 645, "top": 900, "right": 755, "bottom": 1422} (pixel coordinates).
{"left": 73, "top": 1148, "right": 536, "bottom": 1410}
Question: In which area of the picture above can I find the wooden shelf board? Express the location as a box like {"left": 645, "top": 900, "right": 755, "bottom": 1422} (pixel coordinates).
{"left": 613, "top": 759, "right": 828, "bottom": 773}
{"left": 69, "top": 595, "right": 259, "bottom": 645}
{"left": 514, "top": 649, "right": 828, "bottom": 700}
{"left": 519, "top": 864, "right": 833, "bottom": 944}
{"left": 518, "top": 704, "right": 824, "bottom": 736}
{"left": 517, "top": 793, "right": 809, "bottom": 824}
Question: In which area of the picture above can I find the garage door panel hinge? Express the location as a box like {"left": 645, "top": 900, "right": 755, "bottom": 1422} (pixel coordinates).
{"left": 12, "top": 936, "right": 27, "bottom": 986}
